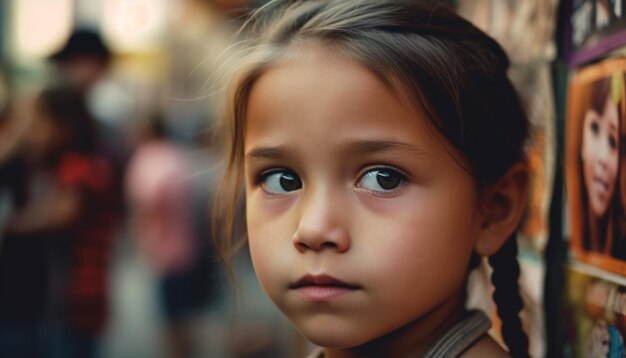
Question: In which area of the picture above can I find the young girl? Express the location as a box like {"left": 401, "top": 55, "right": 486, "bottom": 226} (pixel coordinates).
{"left": 214, "top": 1, "right": 530, "bottom": 357}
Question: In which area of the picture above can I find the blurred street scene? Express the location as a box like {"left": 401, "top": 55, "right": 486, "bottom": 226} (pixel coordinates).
{"left": 0, "top": 1, "right": 304, "bottom": 357}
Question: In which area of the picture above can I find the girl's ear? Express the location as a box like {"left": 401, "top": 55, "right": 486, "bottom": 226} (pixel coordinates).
{"left": 474, "top": 162, "right": 529, "bottom": 256}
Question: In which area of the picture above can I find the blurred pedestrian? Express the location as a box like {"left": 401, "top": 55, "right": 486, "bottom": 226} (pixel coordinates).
{"left": 0, "top": 67, "right": 49, "bottom": 358}
{"left": 50, "top": 28, "right": 135, "bottom": 215}
{"left": 126, "top": 115, "right": 215, "bottom": 358}
{"left": 3, "top": 84, "right": 117, "bottom": 358}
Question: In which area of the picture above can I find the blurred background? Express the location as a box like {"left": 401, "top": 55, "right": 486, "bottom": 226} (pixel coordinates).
{"left": 0, "top": 1, "right": 306, "bottom": 357}
{"left": 0, "top": 0, "right": 566, "bottom": 357}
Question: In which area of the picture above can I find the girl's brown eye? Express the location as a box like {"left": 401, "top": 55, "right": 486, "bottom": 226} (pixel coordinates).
{"left": 358, "top": 168, "right": 406, "bottom": 192}
{"left": 261, "top": 170, "right": 302, "bottom": 194}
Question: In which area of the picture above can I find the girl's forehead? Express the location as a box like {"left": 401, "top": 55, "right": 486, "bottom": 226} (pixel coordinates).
{"left": 250, "top": 43, "right": 415, "bottom": 124}
{"left": 244, "top": 48, "right": 469, "bottom": 170}
{"left": 247, "top": 48, "right": 411, "bottom": 131}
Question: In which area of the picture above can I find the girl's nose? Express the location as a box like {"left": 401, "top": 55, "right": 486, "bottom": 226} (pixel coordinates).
{"left": 292, "top": 191, "right": 350, "bottom": 253}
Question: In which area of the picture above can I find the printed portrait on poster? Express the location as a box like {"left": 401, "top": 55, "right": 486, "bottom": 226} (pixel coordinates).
{"left": 567, "top": 57, "right": 626, "bottom": 274}
{"left": 569, "top": 0, "right": 626, "bottom": 66}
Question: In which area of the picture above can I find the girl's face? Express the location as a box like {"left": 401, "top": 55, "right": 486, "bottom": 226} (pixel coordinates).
{"left": 581, "top": 96, "right": 619, "bottom": 218}
{"left": 243, "top": 49, "right": 484, "bottom": 350}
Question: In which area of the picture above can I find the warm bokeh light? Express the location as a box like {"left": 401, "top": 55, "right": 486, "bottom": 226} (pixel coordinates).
{"left": 11, "top": 0, "right": 73, "bottom": 59}
{"left": 101, "top": 0, "right": 168, "bottom": 53}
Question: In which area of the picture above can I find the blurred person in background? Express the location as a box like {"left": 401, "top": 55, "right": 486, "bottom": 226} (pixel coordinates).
{"left": 0, "top": 66, "right": 49, "bottom": 358}
{"left": 48, "top": 29, "right": 111, "bottom": 92}
{"left": 3, "top": 84, "right": 117, "bottom": 358}
{"left": 0, "top": 65, "right": 24, "bottom": 239}
{"left": 49, "top": 29, "right": 135, "bottom": 216}
{"left": 125, "top": 114, "right": 219, "bottom": 358}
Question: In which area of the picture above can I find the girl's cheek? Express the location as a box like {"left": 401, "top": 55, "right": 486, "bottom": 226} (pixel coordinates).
{"left": 246, "top": 193, "right": 299, "bottom": 253}
{"left": 248, "top": 191, "right": 299, "bottom": 217}
{"left": 354, "top": 186, "right": 422, "bottom": 216}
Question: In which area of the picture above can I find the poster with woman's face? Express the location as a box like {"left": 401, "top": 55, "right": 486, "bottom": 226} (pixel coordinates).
{"left": 567, "top": 57, "right": 626, "bottom": 274}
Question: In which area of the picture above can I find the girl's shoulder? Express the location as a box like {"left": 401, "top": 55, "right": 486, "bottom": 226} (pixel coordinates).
{"left": 461, "top": 335, "right": 511, "bottom": 358}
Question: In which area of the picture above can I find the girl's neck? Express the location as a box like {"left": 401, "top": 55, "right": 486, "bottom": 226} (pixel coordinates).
{"left": 323, "top": 292, "right": 466, "bottom": 358}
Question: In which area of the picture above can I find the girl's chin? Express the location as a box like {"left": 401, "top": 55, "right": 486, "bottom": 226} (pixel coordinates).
{"left": 304, "top": 334, "right": 367, "bottom": 350}
{"left": 295, "top": 323, "right": 373, "bottom": 349}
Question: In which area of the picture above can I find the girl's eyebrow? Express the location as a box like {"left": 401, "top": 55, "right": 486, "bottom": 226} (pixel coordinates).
{"left": 346, "top": 139, "right": 426, "bottom": 155}
{"left": 245, "top": 139, "right": 425, "bottom": 161}
{"left": 245, "top": 145, "right": 294, "bottom": 161}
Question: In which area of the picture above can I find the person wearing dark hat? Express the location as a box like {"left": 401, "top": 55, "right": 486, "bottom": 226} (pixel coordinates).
{"left": 49, "top": 29, "right": 111, "bottom": 91}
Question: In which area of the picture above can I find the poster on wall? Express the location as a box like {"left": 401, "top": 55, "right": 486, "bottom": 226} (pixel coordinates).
{"left": 562, "top": 265, "right": 626, "bottom": 357}
{"left": 566, "top": 57, "right": 626, "bottom": 275}
{"left": 569, "top": 0, "right": 626, "bottom": 66}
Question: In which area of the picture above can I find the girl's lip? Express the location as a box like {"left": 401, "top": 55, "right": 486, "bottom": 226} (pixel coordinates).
{"left": 289, "top": 274, "right": 360, "bottom": 289}
{"left": 289, "top": 274, "right": 361, "bottom": 301}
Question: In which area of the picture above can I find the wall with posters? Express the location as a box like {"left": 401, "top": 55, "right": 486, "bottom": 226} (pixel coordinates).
{"left": 563, "top": 1, "right": 626, "bottom": 357}
{"left": 457, "top": 1, "right": 626, "bottom": 356}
